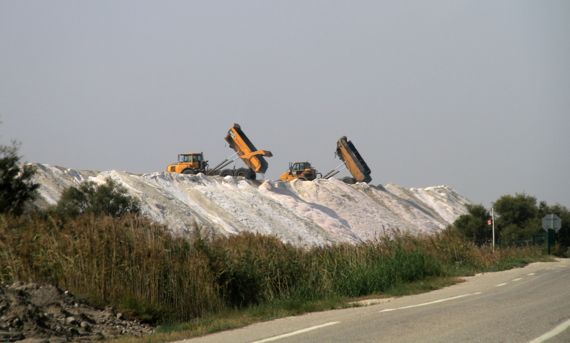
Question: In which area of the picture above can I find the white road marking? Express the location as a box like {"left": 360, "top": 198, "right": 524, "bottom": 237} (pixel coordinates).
{"left": 527, "top": 273, "right": 536, "bottom": 276}
{"left": 251, "top": 321, "right": 340, "bottom": 343}
{"left": 512, "top": 278, "right": 523, "bottom": 282}
{"left": 496, "top": 283, "right": 507, "bottom": 287}
{"left": 380, "top": 293, "right": 480, "bottom": 313}
{"left": 528, "top": 318, "right": 570, "bottom": 343}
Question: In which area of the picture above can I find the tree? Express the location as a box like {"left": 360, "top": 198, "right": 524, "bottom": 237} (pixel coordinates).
{"left": 0, "top": 143, "right": 38, "bottom": 215}
{"left": 493, "top": 193, "right": 540, "bottom": 244}
{"left": 494, "top": 193, "right": 538, "bottom": 228}
{"left": 55, "top": 178, "right": 140, "bottom": 218}
{"left": 451, "top": 204, "right": 491, "bottom": 245}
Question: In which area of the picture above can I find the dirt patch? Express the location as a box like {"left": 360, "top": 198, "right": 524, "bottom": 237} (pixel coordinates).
{"left": 349, "top": 297, "right": 395, "bottom": 307}
{"left": 0, "top": 282, "right": 153, "bottom": 342}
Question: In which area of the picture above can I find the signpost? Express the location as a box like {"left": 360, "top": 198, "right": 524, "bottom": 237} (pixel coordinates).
{"left": 542, "top": 214, "right": 562, "bottom": 254}
{"left": 487, "top": 208, "right": 495, "bottom": 251}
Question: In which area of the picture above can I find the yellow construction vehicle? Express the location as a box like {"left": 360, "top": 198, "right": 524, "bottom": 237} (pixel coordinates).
{"left": 166, "top": 152, "right": 208, "bottom": 174}
{"left": 336, "top": 136, "right": 372, "bottom": 183}
{"left": 166, "top": 123, "right": 272, "bottom": 180}
{"left": 223, "top": 123, "right": 272, "bottom": 179}
{"left": 323, "top": 136, "right": 372, "bottom": 183}
{"left": 279, "top": 161, "right": 320, "bottom": 181}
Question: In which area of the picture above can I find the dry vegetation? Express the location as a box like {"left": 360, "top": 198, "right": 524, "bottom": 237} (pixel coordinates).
{"left": 0, "top": 214, "right": 546, "bottom": 329}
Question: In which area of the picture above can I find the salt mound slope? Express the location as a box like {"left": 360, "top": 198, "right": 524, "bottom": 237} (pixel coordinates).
{"left": 34, "top": 164, "right": 469, "bottom": 246}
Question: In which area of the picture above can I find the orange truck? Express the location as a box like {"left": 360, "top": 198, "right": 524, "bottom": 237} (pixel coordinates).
{"left": 223, "top": 123, "right": 272, "bottom": 178}
{"left": 166, "top": 152, "right": 208, "bottom": 174}
{"left": 334, "top": 136, "right": 372, "bottom": 183}
{"left": 166, "top": 123, "right": 272, "bottom": 180}
{"left": 279, "top": 161, "right": 320, "bottom": 181}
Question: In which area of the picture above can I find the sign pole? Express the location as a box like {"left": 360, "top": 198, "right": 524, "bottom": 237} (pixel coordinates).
{"left": 547, "top": 229, "right": 552, "bottom": 255}
{"left": 548, "top": 214, "right": 554, "bottom": 255}
{"left": 491, "top": 207, "right": 495, "bottom": 252}
{"left": 542, "top": 214, "right": 562, "bottom": 255}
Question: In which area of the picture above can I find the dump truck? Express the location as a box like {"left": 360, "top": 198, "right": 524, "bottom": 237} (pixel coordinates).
{"left": 223, "top": 123, "right": 272, "bottom": 179}
{"left": 279, "top": 161, "right": 320, "bottom": 181}
{"left": 329, "top": 136, "right": 372, "bottom": 184}
{"left": 166, "top": 123, "right": 272, "bottom": 180}
{"left": 166, "top": 151, "right": 254, "bottom": 178}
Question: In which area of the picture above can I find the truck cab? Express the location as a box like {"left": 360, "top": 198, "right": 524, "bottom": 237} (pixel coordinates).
{"left": 279, "top": 161, "right": 318, "bottom": 181}
{"left": 166, "top": 152, "right": 208, "bottom": 174}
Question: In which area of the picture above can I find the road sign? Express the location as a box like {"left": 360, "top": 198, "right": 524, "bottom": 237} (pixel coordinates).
{"left": 542, "top": 214, "right": 562, "bottom": 232}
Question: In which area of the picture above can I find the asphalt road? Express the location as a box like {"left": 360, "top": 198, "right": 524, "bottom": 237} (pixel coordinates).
{"left": 180, "top": 259, "right": 570, "bottom": 343}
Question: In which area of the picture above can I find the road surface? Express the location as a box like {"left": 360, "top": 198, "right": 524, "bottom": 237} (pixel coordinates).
{"left": 180, "top": 258, "right": 570, "bottom": 343}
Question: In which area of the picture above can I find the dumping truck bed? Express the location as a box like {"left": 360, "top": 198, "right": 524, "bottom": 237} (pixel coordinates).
{"left": 224, "top": 123, "right": 273, "bottom": 174}
{"left": 336, "top": 136, "right": 372, "bottom": 183}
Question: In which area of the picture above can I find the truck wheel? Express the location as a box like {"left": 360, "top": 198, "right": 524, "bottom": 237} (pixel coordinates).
{"left": 182, "top": 169, "right": 197, "bottom": 175}
{"left": 220, "top": 169, "right": 232, "bottom": 177}
{"left": 342, "top": 177, "right": 356, "bottom": 184}
{"left": 237, "top": 168, "right": 255, "bottom": 180}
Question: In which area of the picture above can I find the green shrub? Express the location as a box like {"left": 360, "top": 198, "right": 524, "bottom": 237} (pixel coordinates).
{"left": 0, "top": 143, "right": 38, "bottom": 215}
{"left": 54, "top": 178, "right": 140, "bottom": 218}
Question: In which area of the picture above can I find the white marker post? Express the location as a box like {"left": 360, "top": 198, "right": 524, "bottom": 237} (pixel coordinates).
{"left": 491, "top": 207, "right": 495, "bottom": 252}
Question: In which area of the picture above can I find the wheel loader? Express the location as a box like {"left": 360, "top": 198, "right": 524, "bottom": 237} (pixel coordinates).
{"left": 166, "top": 123, "right": 272, "bottom": 180}
{"left": 279, "top": 161, "right": 320, "bottom": 181}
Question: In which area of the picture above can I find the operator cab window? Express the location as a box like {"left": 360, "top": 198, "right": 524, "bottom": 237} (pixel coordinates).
{"left": 179, "top": 155, "right": 192, "bottom": 163}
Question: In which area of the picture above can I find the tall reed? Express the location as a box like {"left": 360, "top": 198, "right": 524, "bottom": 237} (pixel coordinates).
{"left": 0, "top": 214, "right": 544, "bottom": 323}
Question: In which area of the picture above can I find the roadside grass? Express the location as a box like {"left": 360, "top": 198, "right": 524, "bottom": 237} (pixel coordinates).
{"left": 109, "top": 277, "right": 469, "bottom": 343}
{"left": 111, "top": 297, "right": 348, "bottom": 343}
{"left": 0, "top": 214, "right": 548, "bottom": 342}
{"left": 382, "top": 276, "right": 460, "bottom": 297}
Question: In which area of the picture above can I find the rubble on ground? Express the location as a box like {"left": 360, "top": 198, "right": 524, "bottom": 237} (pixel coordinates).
{"left": 0, "top": 282, "right": 153, "bottom": 342}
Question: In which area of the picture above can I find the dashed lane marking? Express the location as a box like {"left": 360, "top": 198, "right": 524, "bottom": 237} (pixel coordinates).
{"left": 512, "top": 278, "right": 523, "bottom": 282}
{"left": 528, "top": 318, "right": 570, "bottom": 343}
{"left": 380, "top": 292, "right": 481, "bottom": 313}
{"left": 251, "top": 321, "right": 340, "bottom": 343}
{"left": 496, "top": 283, "right": 508, "bottom": 287}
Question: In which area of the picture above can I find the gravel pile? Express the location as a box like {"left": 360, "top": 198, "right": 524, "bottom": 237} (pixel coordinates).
{"left": 0, "top": 282, "right": 153, "bottom": 342}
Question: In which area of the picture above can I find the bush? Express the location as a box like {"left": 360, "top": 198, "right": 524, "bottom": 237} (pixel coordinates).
{"left": 55, "top": 178, "right": 140, "bottom": 218}
{"left": 450, "top": 204, "right": 491, "bottom": 246}
{"left": 0, "top": 143, "right": 38, "bottom": 215}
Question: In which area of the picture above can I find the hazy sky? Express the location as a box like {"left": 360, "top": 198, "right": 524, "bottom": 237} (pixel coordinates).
{"left": 1, "top": 1, "right": 568, "bottom": 207}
